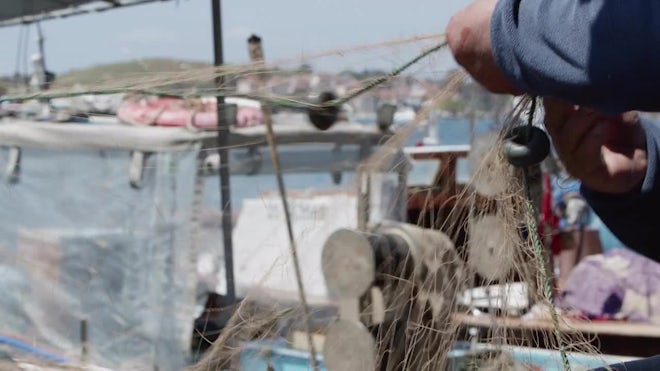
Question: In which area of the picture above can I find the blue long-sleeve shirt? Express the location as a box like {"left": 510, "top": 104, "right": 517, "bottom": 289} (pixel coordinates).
{"left": 490, "top": 0, "right": 660, "bottom": 113}
{"left": 490, "top": 0, "right": 660, "bottom": 260}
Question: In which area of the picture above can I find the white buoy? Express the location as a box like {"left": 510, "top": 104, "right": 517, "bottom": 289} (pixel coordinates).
{"left": 323, "top": 320, "right": 376, "bottom": 371}
{"left": 321, "top": 229, "right": 375, "bottom": 299}
{"left": 468, "top": 132, "right": 512, "bottom": 197}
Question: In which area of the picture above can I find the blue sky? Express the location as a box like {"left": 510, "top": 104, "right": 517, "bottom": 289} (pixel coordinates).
{"left": 0, "top": 0, "right": 468, "bottom": 76}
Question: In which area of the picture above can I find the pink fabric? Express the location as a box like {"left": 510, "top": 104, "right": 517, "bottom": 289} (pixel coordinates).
{"left": 117, "top": 98, "right": 264, "bottom": 129}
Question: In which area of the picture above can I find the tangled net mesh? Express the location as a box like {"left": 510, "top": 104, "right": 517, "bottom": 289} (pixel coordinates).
{"left": 186, "top": 78, "right": 603, "bottom": 370}
{"left": 1, "top": 33, "right": 616, "bottom": 371}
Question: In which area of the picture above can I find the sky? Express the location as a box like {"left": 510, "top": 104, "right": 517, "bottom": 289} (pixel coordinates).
{"left": 0, "top": 0, "right": 468, "bottom": 77}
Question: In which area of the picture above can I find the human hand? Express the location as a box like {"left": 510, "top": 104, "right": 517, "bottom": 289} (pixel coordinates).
{"left": 446, "top": 0, "right": 521, "bottom": 94}
{"left": 543, "top": 98, "right": 648, "bottom": 194}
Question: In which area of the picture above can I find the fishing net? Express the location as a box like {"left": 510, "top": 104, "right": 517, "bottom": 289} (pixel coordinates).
{"left": 0, "top": 32, "right": 631, "bottom": 371}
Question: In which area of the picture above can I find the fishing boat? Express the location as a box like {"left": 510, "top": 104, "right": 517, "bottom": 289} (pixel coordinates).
{"left": 3, "top": 2, "right": 658, "bottom": 371}
{"left": 0, "top": 107, "right": 399, "bottom": 368}
{"left": 0, "top": 4, "right": 396, "bottom": 370}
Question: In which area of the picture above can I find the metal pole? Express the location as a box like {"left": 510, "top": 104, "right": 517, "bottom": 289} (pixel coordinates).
{"left": 248, "top": 35, "right": 320, "bottom": 371}
{"left": 469, "top": 109, "right": 475, "bottom": 145}
{"left": 36, "top": 22, "right": 48, "bottom": 91}
{"left": 468, "top": 91, "right": 476, "bottom": 145}
{"left": 80, "top": 318, "right": 88, "bottom": 362}
{"left": 211, "top": 0, "right": 235, "bottom": 302}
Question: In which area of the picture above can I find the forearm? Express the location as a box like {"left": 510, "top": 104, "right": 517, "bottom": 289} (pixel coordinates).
{"left": 581, "top": 118, "right": 660, "bottom": 259}
{"left": 491, "top": 0, "right": 660, "bottom": 113}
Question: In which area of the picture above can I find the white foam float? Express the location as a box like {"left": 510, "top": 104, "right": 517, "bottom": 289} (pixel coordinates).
{"left": 468, "top": 132, "right": 512, "bottom": 197}
{"left": 323, "top": 320, "right": 376, "bottom": 371}
{"left": 467, "top": 214, "right": 519, "bottom": 281}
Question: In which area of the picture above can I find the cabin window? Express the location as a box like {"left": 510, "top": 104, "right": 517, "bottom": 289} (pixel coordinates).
{"left": 457, "top": 158, "right": 470, "bottom": 184}
{"left": 408, "top": 159, "right": 440, "bottom": 186}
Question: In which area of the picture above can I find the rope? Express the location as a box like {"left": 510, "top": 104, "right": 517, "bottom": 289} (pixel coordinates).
{"left": 14, "top": 25, "right": 25, "bottom": 84}
{"left": 273, "top": 33, "right": 444, "bottom": 67}
{"left": 323, "top": 41, "right": 447, "bottom": 108}
{"left": 521, "top": 98, "right": 571, "bottom": 371}
{"left": 262, "top": 103, "right": 320, "bottom": 371}
{"left": 250, "top": 42, "right": 320, "bottom": 369}
{"left": 0, "top": 40, "right": 448, "bottom": 112}
{"left": 23, "top": 25, "right": 31, "bottom": 87}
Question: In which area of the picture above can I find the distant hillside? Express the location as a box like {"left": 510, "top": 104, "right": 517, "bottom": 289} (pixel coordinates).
{"left": 53, "top": 58, "right": 213, "bottom": 89}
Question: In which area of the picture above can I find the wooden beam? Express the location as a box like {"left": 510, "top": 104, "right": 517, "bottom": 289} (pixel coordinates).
{"left": 452, "top": 312, "right": 660, "bottom": 338}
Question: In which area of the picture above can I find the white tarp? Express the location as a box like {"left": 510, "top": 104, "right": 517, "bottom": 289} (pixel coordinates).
{"left": 233, "top": 192, "right": 358, "bottom": 303}
{"left": 0, "top": 145, "right": 199, "bottom": 370}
